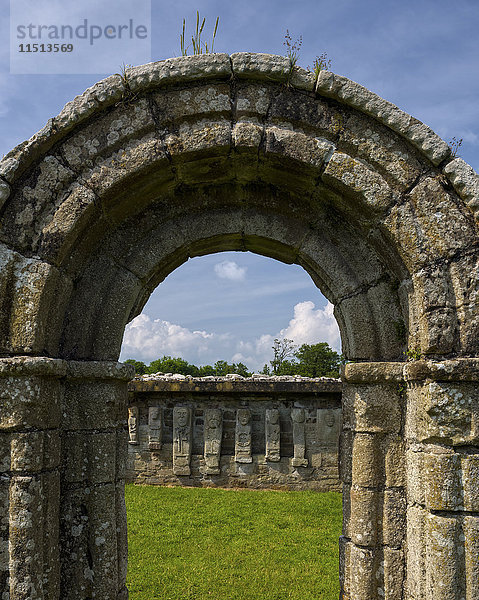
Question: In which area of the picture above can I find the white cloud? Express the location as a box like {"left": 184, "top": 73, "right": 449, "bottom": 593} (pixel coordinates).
{"left": 121, "top": 313, "right": 232, "bottom": 364}
{"left": 214, "top": 260, "right": 247, "bottom": 281}
{"left": 279, "top": 301, "right": 341, "bottom": 351}
{"left": 120, "top": 301, "right": 341, "bottom": 372}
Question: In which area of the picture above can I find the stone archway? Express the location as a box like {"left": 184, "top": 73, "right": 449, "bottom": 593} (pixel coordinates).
{"left": 0, "top": 53, "right": 478, "bottom": 600}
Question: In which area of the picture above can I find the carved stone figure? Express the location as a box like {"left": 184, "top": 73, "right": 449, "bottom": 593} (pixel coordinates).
{"left": 128, "top": 406, "right": 139, "bottom": 445}
{"left": 317, "top": 408, "right": 341, "bottom": 446}
{"left": 235, "top": 408, "right": 252, "bottom": 463}
{"left": 291, "top": 408, "right": 308, "bottom": 467}
{"left": 204, "top": 409, "right": 223, "bottom": 474}
{"left": 148, "top": 406, "right": 162, "bottom": 450}
{"left": 265, "top": 409, "right": 281, "bottom": 462}
{"left": 173, "top": 407, "right": 192, "bottom": 475}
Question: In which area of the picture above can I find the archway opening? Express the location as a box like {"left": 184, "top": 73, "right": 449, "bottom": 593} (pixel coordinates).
{"left": 121, "top": 250, "right": 344, "bottom": 600}
{"left": 120, "top": 250, "right": 341, "bottom": 372}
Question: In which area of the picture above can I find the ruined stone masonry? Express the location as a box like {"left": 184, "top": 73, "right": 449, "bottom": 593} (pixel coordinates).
{"left": 0, "top": 52, "right": 478, "bottom": 599}
{"left": 126, "top": 374, "right": 342, "bottom": 490}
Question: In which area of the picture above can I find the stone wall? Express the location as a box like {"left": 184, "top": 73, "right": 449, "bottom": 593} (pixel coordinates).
{"left": 126, "top": 374, "right": 342, "bottom": 490}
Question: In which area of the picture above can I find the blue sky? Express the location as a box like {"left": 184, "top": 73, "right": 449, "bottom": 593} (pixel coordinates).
{"left": 2, "top": 0, "right": 478, "bottom": 370}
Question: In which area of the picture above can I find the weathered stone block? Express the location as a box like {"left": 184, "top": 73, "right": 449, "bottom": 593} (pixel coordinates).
{"left": 323, "top": 151, "right": 398, "bottom": 213}
{"left": 0, "top": 155, "right": 75, "bottom": 250}
{"left": 231, "top": 53, "right": 291, "bottom": 84}
{"left": 0, "top": 246, "right": 71, "bottom": 355}
{"left": 384, "top": 434, "right": 405, "bottom": 488}
{"left": 81, "top": 134, "right": 170, "bottom": 206}
{"left": 61, "top": 98, "right": 156, "bottom": 170}
{"left": 62, "top": 379, "right": 128, "bottom": 431}
{"left": 9, "top": 473, "right": 60, "bottom": 600}
{"left": 315, "top": 69, "right": 450, "bottom": 165}
{"left": 232, "top": 121, "right": 263, "bottom": 151}
{"left": 418, "top": 307, "right": 458, "bottom": 355}
{"left": 60, "top": 482, "right": 119, "bottom": 600}
{"left": 462, "top": 455, "right": 479, "bottom": 512}
{"left": 383, "top": 548, "right": 405, "bottom": 600}
{"left": 406, "top": 447, "right": 425, "bottom": 506}
{"left": 152, "top": 84, "right": 231, "bottom": 123}
{"left": 235, "top": 83, "right": 273, "bottom": 121}
{"left": 443, "top": 157, "right": 479, "bottom": 217}
{"left": 348, "top": 543, "right": 377, "bottom": 600}
{"left": 337, "top": 108, "right": 424, "bottom": 192}
{"left": 426, "top": 513, "right": 465, "bottom": 600}
{"left": 37, "top": 183, "right": 98, "bottom": 265}
{"left": 383, "top": 488, "right": 406, "bottom": 548}
{"left": 423, "top": 451, "right": 479, "bottom": 512}
{"left": 339, "top": 535, "right": 351, "bottom": 598}
{"left": 10, "top": 430, "right": 60, "bottom": 473}
{"left": 127, "top": 54, "right": 232, "bottom": 92}
{"left": 166, "top": 118, "right": 232, "bottom": 159}
{"left": 351, "top": 433, "right": 383, "bottom": 487}
{"left": 0, "top": 374, "right": 61, "bottom": 431}
{"left": 63, "top": 431, "right": 117, "bottom": 484}
{"left": 385, "top": 176, "right": 477, "bottom": 271}
{"left": 0, "top": 476, "right": 9, "bottom": 594}
{"left": 264, "top": 126, "right": 333, "bottom": 169}
{"left": 407, "top": 381, "right": 479, "bottom": 445}
{"left": 339, "top": 429, "right": 353, "bottom": 484}
{"left": 424, "top": 452, "right": 462, "bottom": 511}
{"left": 406, "top": 505, "right": 427, "bottom": 600}
{"left": 464, "top": 515, "right": 479, "bottom": 600}
{"left": 349, "top": 487, "right": 379, "bottom": 547}
{"left": 342, "top": 383, "right": 402, "bottom": 433}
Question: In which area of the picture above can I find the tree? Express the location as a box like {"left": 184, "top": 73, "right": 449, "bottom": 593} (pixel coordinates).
{"left": 270, "top": 338, "right": 297, "bottom": 374}
{"left": 213, "top": 360, "right": 251, "bottom": 377}
{"left": 124, "top": 359, "right": 147, "bottom": 375}
{"left": 293, "top": 343, "right": 341, "bottom": 378}
{"left": 197, "top": 364, "right": 215, "bottom": 377}
{"left": 147, "top": 356, "right": 200, "bottom": 376}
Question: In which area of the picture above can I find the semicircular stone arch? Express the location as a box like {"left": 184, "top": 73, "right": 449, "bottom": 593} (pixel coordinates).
{"left": 0, "top": 53, "right": 478, "bottom": 600}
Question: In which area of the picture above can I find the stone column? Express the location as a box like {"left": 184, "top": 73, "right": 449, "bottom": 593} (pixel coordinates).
{"left": 148, "top": 406, "right": 162, "bottom": 451}
{"left": 204, "top": 409, "right": 222, "bottom": 475}
{"left": 60, "top": 360, "right": 134, "bottom": 600}
{"left": 340, "top": 362, "right": 406, "bottom": 600}
{"left": 0, "top": 357, "right": 67, "bottom": 600}
{"left": 404, "top": 359, "right": 479, "bottom": 600}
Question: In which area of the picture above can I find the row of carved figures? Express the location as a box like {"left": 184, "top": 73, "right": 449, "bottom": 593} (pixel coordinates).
{"left": 128, "top": 406, "right": 340, "bottom": 476}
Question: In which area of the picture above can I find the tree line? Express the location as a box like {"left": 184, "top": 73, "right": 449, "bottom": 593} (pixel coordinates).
{"left": 125, "top": 339, "right": 342, "bottom": 378}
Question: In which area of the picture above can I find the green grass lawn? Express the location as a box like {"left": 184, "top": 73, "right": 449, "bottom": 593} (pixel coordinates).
{"left": 126, "top": 485, "right": 342, "bottom": 600}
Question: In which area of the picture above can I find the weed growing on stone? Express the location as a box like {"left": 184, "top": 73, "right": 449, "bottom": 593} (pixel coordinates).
{"left": 449, "top": 136, "right": 463, "bottom": 158}
{"left": 283, "top": 30, "right": 303, "bottom": 84}
{"left": 115, "top": 63, "right": 138, "bottom": 104}
{"left": 405, "top": 348, "right": 422, "bottom": 361}
{"left": 309, "top": 52, "right": 332, "bottom": 79}
{"left": 181, "top": 11, "right": 219, "bottom": 56}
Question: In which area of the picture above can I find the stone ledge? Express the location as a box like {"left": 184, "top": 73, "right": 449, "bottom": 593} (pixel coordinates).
{"left": 128, "top": 374, "right": 342, "bottom": 394}
{"left": 404, "top": 359, "right": 479, "bottom": 382}
{"left": 342, "top": 362, "right": 404, "bottom": 383}
{"left": 343, "top": 359, "right": 479, "bottom": 383}
{"left": 0, "top": 357, "right": 134, "bottom": 380}
{"left": 0, "top": 356, "right": 67, "bottom": 377}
